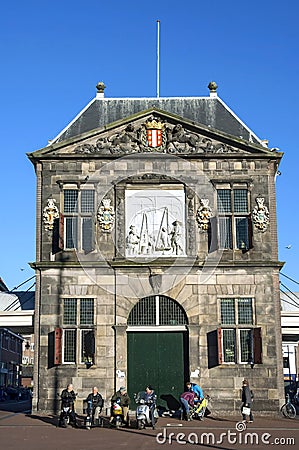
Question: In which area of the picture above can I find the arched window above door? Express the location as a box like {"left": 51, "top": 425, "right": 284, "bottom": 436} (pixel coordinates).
{"left": 127, "top": 295, "right": 188, "bottom": 326}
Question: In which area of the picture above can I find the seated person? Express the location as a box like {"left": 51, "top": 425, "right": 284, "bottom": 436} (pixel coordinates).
{"left": 59, "top": 383, "right": 77, "bottom": 428}
{"left": 110, "top": 386, "right": 130, "bottom": 426}
{"left": 85, "top": 386, "right": 104, "bottom": 426}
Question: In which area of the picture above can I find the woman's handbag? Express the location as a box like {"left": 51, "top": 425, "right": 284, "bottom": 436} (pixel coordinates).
{"left": 242, "top": 406, "right": 251, "bottom": 415}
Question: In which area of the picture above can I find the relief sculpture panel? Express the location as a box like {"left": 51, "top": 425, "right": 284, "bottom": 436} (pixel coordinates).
{"left": 74, "top": 116, "right": 241, "bottom": 155}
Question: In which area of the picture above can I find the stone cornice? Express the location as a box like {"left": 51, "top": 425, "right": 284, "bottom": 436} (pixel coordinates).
{"left": 30, "top": 259, "right": 284, "bottom": 270}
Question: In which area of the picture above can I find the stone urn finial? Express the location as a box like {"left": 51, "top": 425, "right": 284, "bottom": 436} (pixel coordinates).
{"left": 208, "top": 81, "right": 218, "bottom": 93}
{"left": 96, "top": 81, "right": 106, "bottom": 93}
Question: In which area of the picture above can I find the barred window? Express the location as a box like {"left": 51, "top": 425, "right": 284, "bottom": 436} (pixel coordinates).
{"left": 64, "top": 190, "right": 78, "bottom": 213}
{"left": 216, "top": 188, "right": 251, "bottom": 250}
{"left": 63, "top": 189, "right": 95, "bottom": 252}
{"left": 80, "top": 298, "right": 94, "bottom": 325}
{"left": 128, "top": 295, "right": 188, "bottom": 326}
{"left": 220, "top": 298, "right": 235, "bottom": 324}
{"left": 63, "top": 329, "right": 76, "bottom": 363}
{"left": 63, "top": 298, "right": 77, "bottom": 324}
{"left": 220, "top": 298, "right": 255, "bottom": 364}
{"left": 234, "top": 189, "right": 248, "bottom": 213}
{"left": 217, "top": 189, "right": 231, "bottom": 213}
{"left": 239, "top": 329, "right": 253, "bottom": 363}
{"left": 238, "top": 298, "right": 253, "bottom": 324}
{"left": 62, "top": 298, "right": 95, "bottom": 364}
{"left": 222, "top": 329, "right": 236, "bottom": 363}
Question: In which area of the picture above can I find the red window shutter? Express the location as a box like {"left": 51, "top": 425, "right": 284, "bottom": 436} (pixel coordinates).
{"left": 54, "top": 327, "right": 62, "bottom": 365}
{"left": 217, "top": 327, "right": 223, "bottom": 364}
{"left": 253, "top": 327, "right": 262, "bottom": 364}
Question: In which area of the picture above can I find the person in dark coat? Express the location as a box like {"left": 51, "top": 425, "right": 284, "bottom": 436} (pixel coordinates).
{"left": 144, "top": 385, "right": 157, "bottom": 428}
{"left": 59, "top": 383, "right": 78, "bottom": 427}
{"left": 110, "top": 386, "right": 131, "bottom": 426}
{"left": 241, "top": 379, "right": 253, "bottom": 422}
{"left": 85, "top": 386, "right": 104, "bottom": 426}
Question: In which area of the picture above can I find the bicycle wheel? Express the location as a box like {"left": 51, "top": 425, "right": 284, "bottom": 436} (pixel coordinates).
{"left": 281, "top": 402, "right": 296, "bottom": 419}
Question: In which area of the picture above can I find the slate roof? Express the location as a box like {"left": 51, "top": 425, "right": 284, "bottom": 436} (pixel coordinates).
{"left": 51, "top": 94, "right": 262, "bottom": 146}
{"left": 0, "top": 291, "right": 35, "bottom": 311}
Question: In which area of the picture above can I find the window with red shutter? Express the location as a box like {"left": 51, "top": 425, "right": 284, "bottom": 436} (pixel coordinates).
{"left": 54, "top": 327, "right": 62, "bottom": 365}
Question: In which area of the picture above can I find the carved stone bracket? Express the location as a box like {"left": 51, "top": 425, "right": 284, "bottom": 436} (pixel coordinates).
{"left": 74, "top": 116, "right": 240, "bottom": 156}
{"left": 196, "top": 199, "right": 213, "bottom": 231}
{"left": 252, "top": 197, "right": 270, "bottom": 232}
{"left": 97, "top": 198, "right": 115, "bottom": 233}
{"left": 43, "top": 198, "right": 59, "bottom": 231}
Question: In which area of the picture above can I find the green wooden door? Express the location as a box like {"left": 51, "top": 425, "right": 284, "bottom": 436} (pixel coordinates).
{"left": 127, "top": 331, "right": 188, "bottom": 410}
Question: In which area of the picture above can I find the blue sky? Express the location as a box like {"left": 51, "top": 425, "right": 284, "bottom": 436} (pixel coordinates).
{"left": 0, "top": 0, "right": 298, "bottom": 294}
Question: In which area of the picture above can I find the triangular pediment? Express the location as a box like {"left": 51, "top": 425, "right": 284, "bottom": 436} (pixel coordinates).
{"left": 28, "top": 108, "right": 278, "bottom": 160}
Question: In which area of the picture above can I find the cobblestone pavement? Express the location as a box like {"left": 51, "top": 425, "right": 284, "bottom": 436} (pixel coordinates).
{"left": 0, "top": 402, "right": 299, "bottom": 450}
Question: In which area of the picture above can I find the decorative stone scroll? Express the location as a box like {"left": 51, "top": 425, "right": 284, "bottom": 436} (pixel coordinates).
{"left": 97, "top": 199, "right": 115, "bottom": 232}
{"left": 74, "top": 116, "right": 240, "bottom": 155}
{"left": 196, "top": 199, "right": 213, "bottom": 231}
{"left": 43, "top": 198, "right": 59, "bottom": 231}
{"left": 252, "top": 197, "right": 270, "bottom": 232}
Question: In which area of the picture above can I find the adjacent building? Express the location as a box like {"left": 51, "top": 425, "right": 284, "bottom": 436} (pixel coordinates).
{"left": 281, "top": 291, "right": 299, "bottom": 383}
{"left": 0, "top": 290, "right": 35, "bottom": 387}
{"left": 28, "top": 82, "right": 284, "bottom": 415}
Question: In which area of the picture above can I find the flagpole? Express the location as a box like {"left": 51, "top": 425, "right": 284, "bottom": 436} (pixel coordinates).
{"left": 157, "top": 20, "right": 160, "bottom": 98}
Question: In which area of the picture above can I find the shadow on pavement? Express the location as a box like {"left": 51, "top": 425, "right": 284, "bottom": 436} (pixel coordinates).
{"left": 0, "top": 399, "right": 32, "bottom": 413}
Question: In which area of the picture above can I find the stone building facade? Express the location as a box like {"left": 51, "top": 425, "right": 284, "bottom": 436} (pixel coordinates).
{"left": 28, "top": 82, "right": 284, "bottom": 415}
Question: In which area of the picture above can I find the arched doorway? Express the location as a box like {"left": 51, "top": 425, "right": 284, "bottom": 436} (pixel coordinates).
{"left": 127, "top": 295, "right": 189, "bottom": 411}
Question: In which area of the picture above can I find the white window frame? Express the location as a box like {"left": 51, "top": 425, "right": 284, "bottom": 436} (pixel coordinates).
{"left": 62, "top": 297, "right": 95, "bottom": 365}
{"left": 220, "top": 297, "right": 255, "bottom": 365}
{"left": 62, "top": 186, "right": 95, "bottom": 252}
{"left": 216, "top": 185, "right": 250, "bottom": 250}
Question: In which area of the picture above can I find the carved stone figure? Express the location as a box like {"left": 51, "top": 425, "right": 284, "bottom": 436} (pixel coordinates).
{"left": 43, "top": 198, "right": 59, "bottom": 231}
{"left": 169, "top": 220, "right": 184, "bottom": 255}
{"left": 109, "top": 124, "right": 140, "bottom": 154}
{"left": 196, "top": 199, "right": 213, "bottom": 231}
{"left": 167, "top": 123, "right": 200, "bottom": 153}
{"left": 252, "top": 197, "right": 270, "bottom": 232}
{"left": 126, "top": 225, "right": 140, "bottom": 255}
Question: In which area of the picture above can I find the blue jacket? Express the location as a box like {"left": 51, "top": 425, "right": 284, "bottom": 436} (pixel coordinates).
{"left": 190, "top": 383, "right": 203, "bottom": 399}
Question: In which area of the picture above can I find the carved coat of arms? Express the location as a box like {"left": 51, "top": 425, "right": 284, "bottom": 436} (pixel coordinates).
{"left": 252, "top": 197, "right": 269, "bottom": 232}
{"left": 97, "top": 199, "right": 115, "bottom": 232}
{"left": 140, "top": 119, "right": 167, "bottom": 151}
{"left": 43, "top": 198, "right": 59, "bottom": 231}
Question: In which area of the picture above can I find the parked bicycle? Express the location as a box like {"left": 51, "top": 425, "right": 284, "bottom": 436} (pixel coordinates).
{"left": 281, "top": 393, "right": 296, "bottom": 419}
